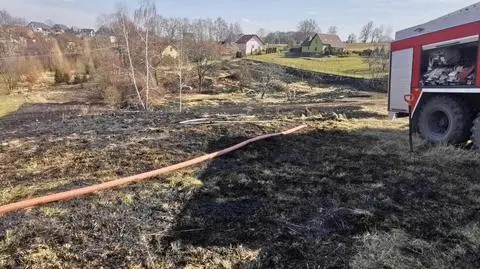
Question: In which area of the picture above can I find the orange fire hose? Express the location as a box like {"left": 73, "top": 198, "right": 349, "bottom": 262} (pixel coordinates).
{"left": 0, "top": 125, "right": 307, "bottom": 217}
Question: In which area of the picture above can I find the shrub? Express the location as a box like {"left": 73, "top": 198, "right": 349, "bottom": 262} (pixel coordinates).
{"left": 338, "top": 51, "right": 352, "bottom": 58}
{"left": 201, "top": 78, "right": 214, "bottom": 89}
{"left": 360, "top": 49, "right": 373, "bottom": 57}
{"left": 235, "top": 51, "right": 244, "bottom": 58}
{"left": 22, "top": 57, "right": 44, "bottom": 84}
{"left": 0, "top": 72, "right": 19, "bottom": 94}
{"left": 54, "top": 69, "right": 70, "bottom": 84}
{"left": 0, "top": 61, "right": 19, "bottom": 93}
{"left": 237, "top": 63, "right": 252, "bottom": 92}
{"left": 102, "top": 85, "right": 125, "bottom": 107}
{"left": 269, "top": 80, "right": 287, "bottom": 92}
{"left": 72, "top": 73, "right": 87, "bottom": 84}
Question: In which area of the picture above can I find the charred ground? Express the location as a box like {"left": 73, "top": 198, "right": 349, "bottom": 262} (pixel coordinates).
{"left": 1, "top": 69, "right": 480, "bottom": 268}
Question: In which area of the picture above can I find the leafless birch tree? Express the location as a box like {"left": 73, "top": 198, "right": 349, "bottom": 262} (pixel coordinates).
{"left": 135, "top": 0, "right": 157, "bottom": 110}
{"left": 116, "top": 5, "right": 145, "bottom": 109}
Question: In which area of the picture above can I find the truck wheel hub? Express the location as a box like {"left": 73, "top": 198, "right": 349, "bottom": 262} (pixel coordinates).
{"left": 429, "top": 111, "right": 450, "bottom": 135}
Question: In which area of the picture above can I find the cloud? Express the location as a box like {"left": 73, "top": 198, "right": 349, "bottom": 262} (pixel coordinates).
{"left": 242, "top": 18, "right": 251, "bottom": 24}
{"left": 307, "top": 11, "right": 317, "bottom": 15}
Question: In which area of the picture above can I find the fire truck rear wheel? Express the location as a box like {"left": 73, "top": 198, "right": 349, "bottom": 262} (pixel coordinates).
{"left": 417, "top": 96, "right": 472, "bottom": 144}
{"left": 472, "top": 114, "right": 480, "bottom": 148}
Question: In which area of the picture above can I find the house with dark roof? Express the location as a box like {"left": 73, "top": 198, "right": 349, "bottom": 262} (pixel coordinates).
{"left": 235, "top": 34, "right": 265, "bottom": 55}
{"left": 51, "top": 24, "right": 69, "bottom": 34}
{"left": 96, "top": 26, "right": 117, "bottom": 44}
{"left": 300, "top": 33, "right": 346, "bottom": 56}
{"left": 220, "top": 34, "right": 243, "bottom": 46}
{"left": 96, "top": 26, "right": 114, "bottom": 37}
{"left": 27, "top": 21, "right": 51, "bottom": 34}
{"left": 77, "top": 28, "right": 95, "bottom": 38}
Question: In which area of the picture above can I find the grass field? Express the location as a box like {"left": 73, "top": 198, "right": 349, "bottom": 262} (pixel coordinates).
{"left": 0, "top": 95, "right": 25, "bottom": 117}
{"left": 248, "top": 53, "right": 383, "bottom": 78}
{"left": 1, "top": 61, "right": 480, "bottom": 268}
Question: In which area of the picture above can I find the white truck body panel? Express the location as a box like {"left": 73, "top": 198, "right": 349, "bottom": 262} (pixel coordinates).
{"left": 389, "top": 48, "right": 414, "bottom": 113}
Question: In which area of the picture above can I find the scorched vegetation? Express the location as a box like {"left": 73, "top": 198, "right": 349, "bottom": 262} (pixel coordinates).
{"left": 1, "top": 64, "right": 480, "bottom": 268}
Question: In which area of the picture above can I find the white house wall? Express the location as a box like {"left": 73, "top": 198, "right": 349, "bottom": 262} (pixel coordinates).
{"left": 237, "top": 37, "right": 264, "bottom": 55}
{"left": 245, "top": 39, "right": 262, "bottom": 54}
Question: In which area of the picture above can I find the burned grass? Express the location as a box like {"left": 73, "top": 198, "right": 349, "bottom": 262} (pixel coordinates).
{"left": 1, "top": 86, "right": 480, "bottom": 268}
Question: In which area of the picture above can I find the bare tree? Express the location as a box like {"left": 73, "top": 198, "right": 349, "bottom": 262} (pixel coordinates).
{"left": 347, "top": 33, "right": 357, "bottom": 43}
{"left": 191, "top": 19, "right": 207, "bottom": 41}
{"left": 257, "top": 28, "right": 267, "bottom": 39}
{"left": 363, "top": 47, "right": 389, "bottom": 78}
{"left": 134, "top": 0, "right": 157, "bottom": 110}
{"left": 180, "top": 17, "right": 191, "bottom": 36}
{"left": 165, "top": 18, "right": 182, "bottom": 41}
{"left": 188, "top": 42, "right": 219, "bottom": 91}
{"left": 214, "top": 17, "right": 229, "bottom": 42}
{"left": 327, "top": 26, "right": 338, "bottom": 35}
{"left": 177, "top": 34, "right": 186, "bottom": 112}
{"left": 252, "top": 64, "right": 281, "bottom": 99}
{"left": 371, "top": 25, "right": 384, "bottom": 43}
{"left": 0, "top": 41, "right": 26, "bottom": 94}
{"left": 224, "top": 22, "right": 242, "bottom": 43}
{"left": 230, "top": 22, "right": 243, "bottom": 37}
{"left": 297, "top": 19, "right": 320, "bottom": 37}
{"left": 237, "top": 62, "right": 252, "bottom": 93}
{"left": 380, "top": 26, "right": 393, "bottom": 42}
{"left": 360, "top": 21, "right": 374, "bottom": 43}
{"left": 0, "top": 10, "right": 25, "bottom": 26}
{"left": 116, "top": 4, "right": 145, "bottom": 109}
{"left": 206, "top": 18, "right": 216, "bottom": 41}
{"left": 0, "top": 59, "right": 21, "bottom": 94}
{"left": 154, "top": 15, "right": 167, "bottom": 37}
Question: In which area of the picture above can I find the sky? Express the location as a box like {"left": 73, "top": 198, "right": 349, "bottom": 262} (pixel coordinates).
{"left": 0, "top": 0, "right": 477, "bottom": 40}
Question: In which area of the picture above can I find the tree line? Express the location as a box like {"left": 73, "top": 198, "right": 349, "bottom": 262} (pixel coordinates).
{"left": 0, "top": 9, "right": 26, "bottom": 26}
{"left": 97, "top": 11, "right": 242, "bottom": 43}
{"left": 262, "top": 19, "right": 392, "bottom": 45}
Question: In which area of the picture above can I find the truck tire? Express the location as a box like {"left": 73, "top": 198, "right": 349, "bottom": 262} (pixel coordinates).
{"left": 417, "top": 96, "right": 472, "bottom": 144}
{"left": 472, "top": 114, "right": 480, "bottom": 148}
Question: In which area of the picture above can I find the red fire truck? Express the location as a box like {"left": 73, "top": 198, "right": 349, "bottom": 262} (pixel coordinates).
{"left": 389, "top": 3, "right": 480, "bottom": 145}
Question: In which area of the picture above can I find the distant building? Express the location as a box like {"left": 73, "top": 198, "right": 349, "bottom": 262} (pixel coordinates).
{"left": 235, "top": 34, "right": 265, "bottom": 55}
{"left": 77, "top": 28, "right": 95, "bottom": 38}
{"left": 299, "top": 33, "right": 346, "bottom": 55}
{"left": 51, "top": 24, "right": 69, "bottom": 34}
{"left": 220, "top": 34, "right": 243, "bottom": 46}
{"left": 161, "top": 45, "right": 178, "bottom": 59}
{"left": 27, "top": 21, "right": 51, "bottom": 34}
{"left": 96, "top": 26, "right": 114, "bottom": 36}
{"left": 96, "top": 26, "right": 117, "bottom": 44}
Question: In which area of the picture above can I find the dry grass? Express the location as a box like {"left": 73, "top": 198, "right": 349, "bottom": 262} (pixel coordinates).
{"left": 0, "top": 95, "right": 25, "bottom": 117}
{"left": 1, "top": 63, "right": 480, "bottom": 268}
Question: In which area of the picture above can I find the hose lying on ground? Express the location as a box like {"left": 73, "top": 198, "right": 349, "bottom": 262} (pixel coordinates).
{"left": 0, "top": 125, "right": 307, "bottom": 217}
